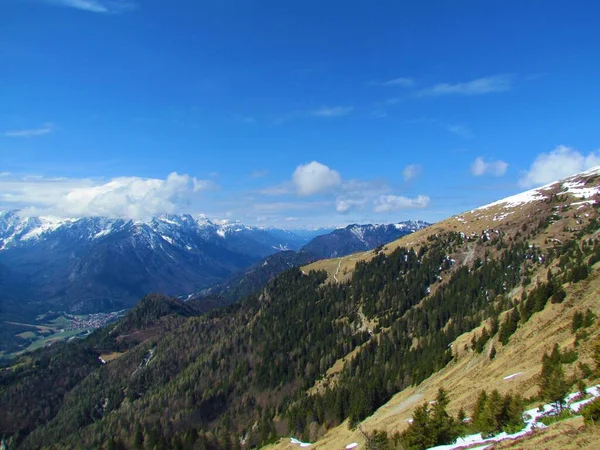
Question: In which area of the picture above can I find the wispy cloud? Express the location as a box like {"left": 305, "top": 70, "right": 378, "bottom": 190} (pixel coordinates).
{"left": 373, "top": 194, "right": 430, "bottom": 213}
{"left": 381, "top": 77, "right": 414, "bottom": 87}
{"left": 4, "top": 124, "right": 53, "bottom": 138}
{"left": 41, "top": 0, "right": 137, "bottom": 14}
{"left": 310, "top": 106, "right": 354, "bottom": 118}
{"left": 407, "top": 118, "right": 474, "bottom": 139}
{"left": 370, "top": 77, "right": 415, "bottom": 88}
{"left": 251, "top": 170, "right": 269, "bottom": 179}
{"left": 471, "top": 157, "right": 508, "bottom": 177}
{"left": 275, "top": 106, "right": 354, "bottom": 124}
{"left": 420, "top": 74, "right": 515, "bottom": 97}
{"left": 402, "top": 164, "right": 422, "bottom": 182}
{"left": 445, "top": 124, "right": 473, "bottom": 139}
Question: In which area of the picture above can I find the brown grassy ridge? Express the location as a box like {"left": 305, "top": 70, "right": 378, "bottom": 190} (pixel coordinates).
{"left": 267, "top": 173, "right": 600, "bottom": 449}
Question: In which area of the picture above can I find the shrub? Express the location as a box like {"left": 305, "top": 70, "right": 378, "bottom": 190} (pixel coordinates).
{"left": 581, "top": 398, "right": 600, "bottom": 425}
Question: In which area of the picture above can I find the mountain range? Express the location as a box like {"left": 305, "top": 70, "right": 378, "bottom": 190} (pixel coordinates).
{"left": 0, "top": 212, "right": 426, "bottom": 320}
{"left": 2, "top": 168, "right": 600, "bottom": 450}
{"left": 0, "top": 212, "right": 323, "bottom": 318}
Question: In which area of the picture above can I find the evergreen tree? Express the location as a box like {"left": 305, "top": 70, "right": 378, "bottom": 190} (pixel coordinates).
{"left": 539, "top": 345, "right": 569, "bottom": 410}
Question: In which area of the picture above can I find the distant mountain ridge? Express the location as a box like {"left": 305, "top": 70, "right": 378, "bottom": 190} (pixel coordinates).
{"left": 0, "top": 211, "right": 324, "bottom": 318}
{"left": 196, "top": 221, "right": 430, "bottom": 302}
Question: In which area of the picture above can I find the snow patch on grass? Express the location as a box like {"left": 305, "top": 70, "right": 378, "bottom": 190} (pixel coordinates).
{"left": 427, "top": 384, "right": 600, "bottom": 450}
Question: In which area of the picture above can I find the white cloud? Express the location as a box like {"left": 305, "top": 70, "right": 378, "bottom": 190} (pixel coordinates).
{"left": 292, "top": 161, "right": 342, "bottom": 196}
{"left": 402, "top": 164, "right": 422, "bottom": 182}
{"left": 519, "top": 145, "right": 600, "bottom": 187}
{"left": 420, "top": 74, "right": 514, "bottom": 97}
{"left": 381, "top": 77, "right": 414, "bottom": 87}
{"left": 310, "top": 106, "right": 354, "bottom": 118}
{"left": 374, "top": 194, "right": 430, "bottom": 213}
{"left": 41, "top": 0, "right": 137, "bottom": 14}
{"left": 471, "top": 157, "right": 508, "bottom": 177}
{"left": 0, "top": 172, "right": 215, "bottom": 219}
{"left": 4, "top": 124, "right": 53, "bottom": 138}
{"left": 335, "top": 197, "right": 367, "bottom": 214}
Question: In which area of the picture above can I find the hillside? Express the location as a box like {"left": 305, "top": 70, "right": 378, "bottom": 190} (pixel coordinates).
{"left": 195, "top": 222, "right": 428, "bottom": 303}
{"left": 1, "top": 168, "right": 600, "bottom": 450}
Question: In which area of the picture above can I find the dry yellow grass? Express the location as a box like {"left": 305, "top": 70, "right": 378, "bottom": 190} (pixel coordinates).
{"left": 269, "top": 243, "right": 600, "bottom": 450}
{"left": 267, "top": 266, "right": 600, "bottom": 448}
{"left": 98, "top": 351, "right": 125, "bottom": 362}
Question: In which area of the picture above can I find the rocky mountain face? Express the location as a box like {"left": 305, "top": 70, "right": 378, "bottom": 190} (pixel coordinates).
{"left": 0, "top": 212, "right": 320, "bottom": 317}
{"left": 302, "top": 221, "right": 430, "bottom": 259}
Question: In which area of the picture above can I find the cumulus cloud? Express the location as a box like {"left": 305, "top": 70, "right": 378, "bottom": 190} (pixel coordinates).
{"left": 402, "top": 164, "right": 422, "bottom": 181}
{"left": 374, "top": 194, "right": 430, "bottom": 213}
{"left": 420, "top": 74, "right": 515, "bottom": 97}
{"left": 519, "top": 145, "right": 600, "bottom": 187}
{"left": 471, "top": 157, "right": 508, "bottom": 176}
{"left": 0, "top": 172, "right": 215, "bottom": 219}
{"left": 292, "top": 161, "right": 342, "bottom": 196}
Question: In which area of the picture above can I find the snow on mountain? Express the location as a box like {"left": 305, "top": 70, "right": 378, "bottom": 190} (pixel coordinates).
{"left": 0, "top": 212, "right": 322, "bottom": 315}
{"left": 0, "top": 212, "right": 310, "bottom": 253}
{"left": 475, "top": 166, "right": 600, "bottom": 212}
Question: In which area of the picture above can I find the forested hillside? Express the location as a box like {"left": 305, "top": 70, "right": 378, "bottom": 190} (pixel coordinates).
{"left": 1, "top": 169, "right": 600, "bottom": 450}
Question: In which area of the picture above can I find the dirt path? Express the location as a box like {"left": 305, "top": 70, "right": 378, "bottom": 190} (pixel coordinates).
{"left": 376, "top": 391, "right": 424, "bottom": 421}
{"left": 333, "top": 258, "right": 343, "bottom": 282}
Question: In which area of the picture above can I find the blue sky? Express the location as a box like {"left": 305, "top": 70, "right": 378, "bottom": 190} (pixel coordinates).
{"left": 1, "top": 0, "right": 599, "bottom": 227}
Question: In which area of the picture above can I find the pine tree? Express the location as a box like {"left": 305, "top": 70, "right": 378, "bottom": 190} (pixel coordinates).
{"left": 539, "top": 345, "right": 569, "bottom": 410}
{"left": 430, "top": 388, "right": 459, "bottom": 446}
{"left": 401, "top": 403, "right": 434, "bottom": 450}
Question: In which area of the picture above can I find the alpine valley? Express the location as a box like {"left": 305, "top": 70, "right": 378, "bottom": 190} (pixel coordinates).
{"left": 0, "top": 212, "right": 427, "bottom": 355}
{"left": 2, "top": 168, "right": 600, "bottom": 450}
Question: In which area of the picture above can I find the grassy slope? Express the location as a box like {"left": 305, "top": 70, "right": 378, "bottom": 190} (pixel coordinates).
{"left": 267, "top": 174, "right": 600, "bottom": 449}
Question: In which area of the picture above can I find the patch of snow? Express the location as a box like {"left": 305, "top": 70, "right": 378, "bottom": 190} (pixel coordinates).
{"left": 20, "top": 216, "right": 73, "bottom": 240}
{"left": 427, "top": 384, "right": 600, "bottom": 450}
{"left": 474, "top": 185, "right": 549, "bottom": 212}
{"left": 216, "top": 229, "right": 226, "bottom": 238}
{"left": 350, "top": 225, "right": 366, "bottom": 242}
{"left": 160, "top": 235, "right": 174, "bottom": 245}
{"left": 93, "top": 228, "right": 113, "bottom": 239}
{"left": 345, "top": 444, "right": 359, "bottom": 449}
{"left": 493, "top": 211, "right": 515, "bottom": 222}
{"left": 503, "top": 372, "right": 522, "bottom": 380}
{"left": 562, "top": 181, "right": 600, "bottom": 199}
{"left": 290, "top": 437, "right": 312, "bottom": 447}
